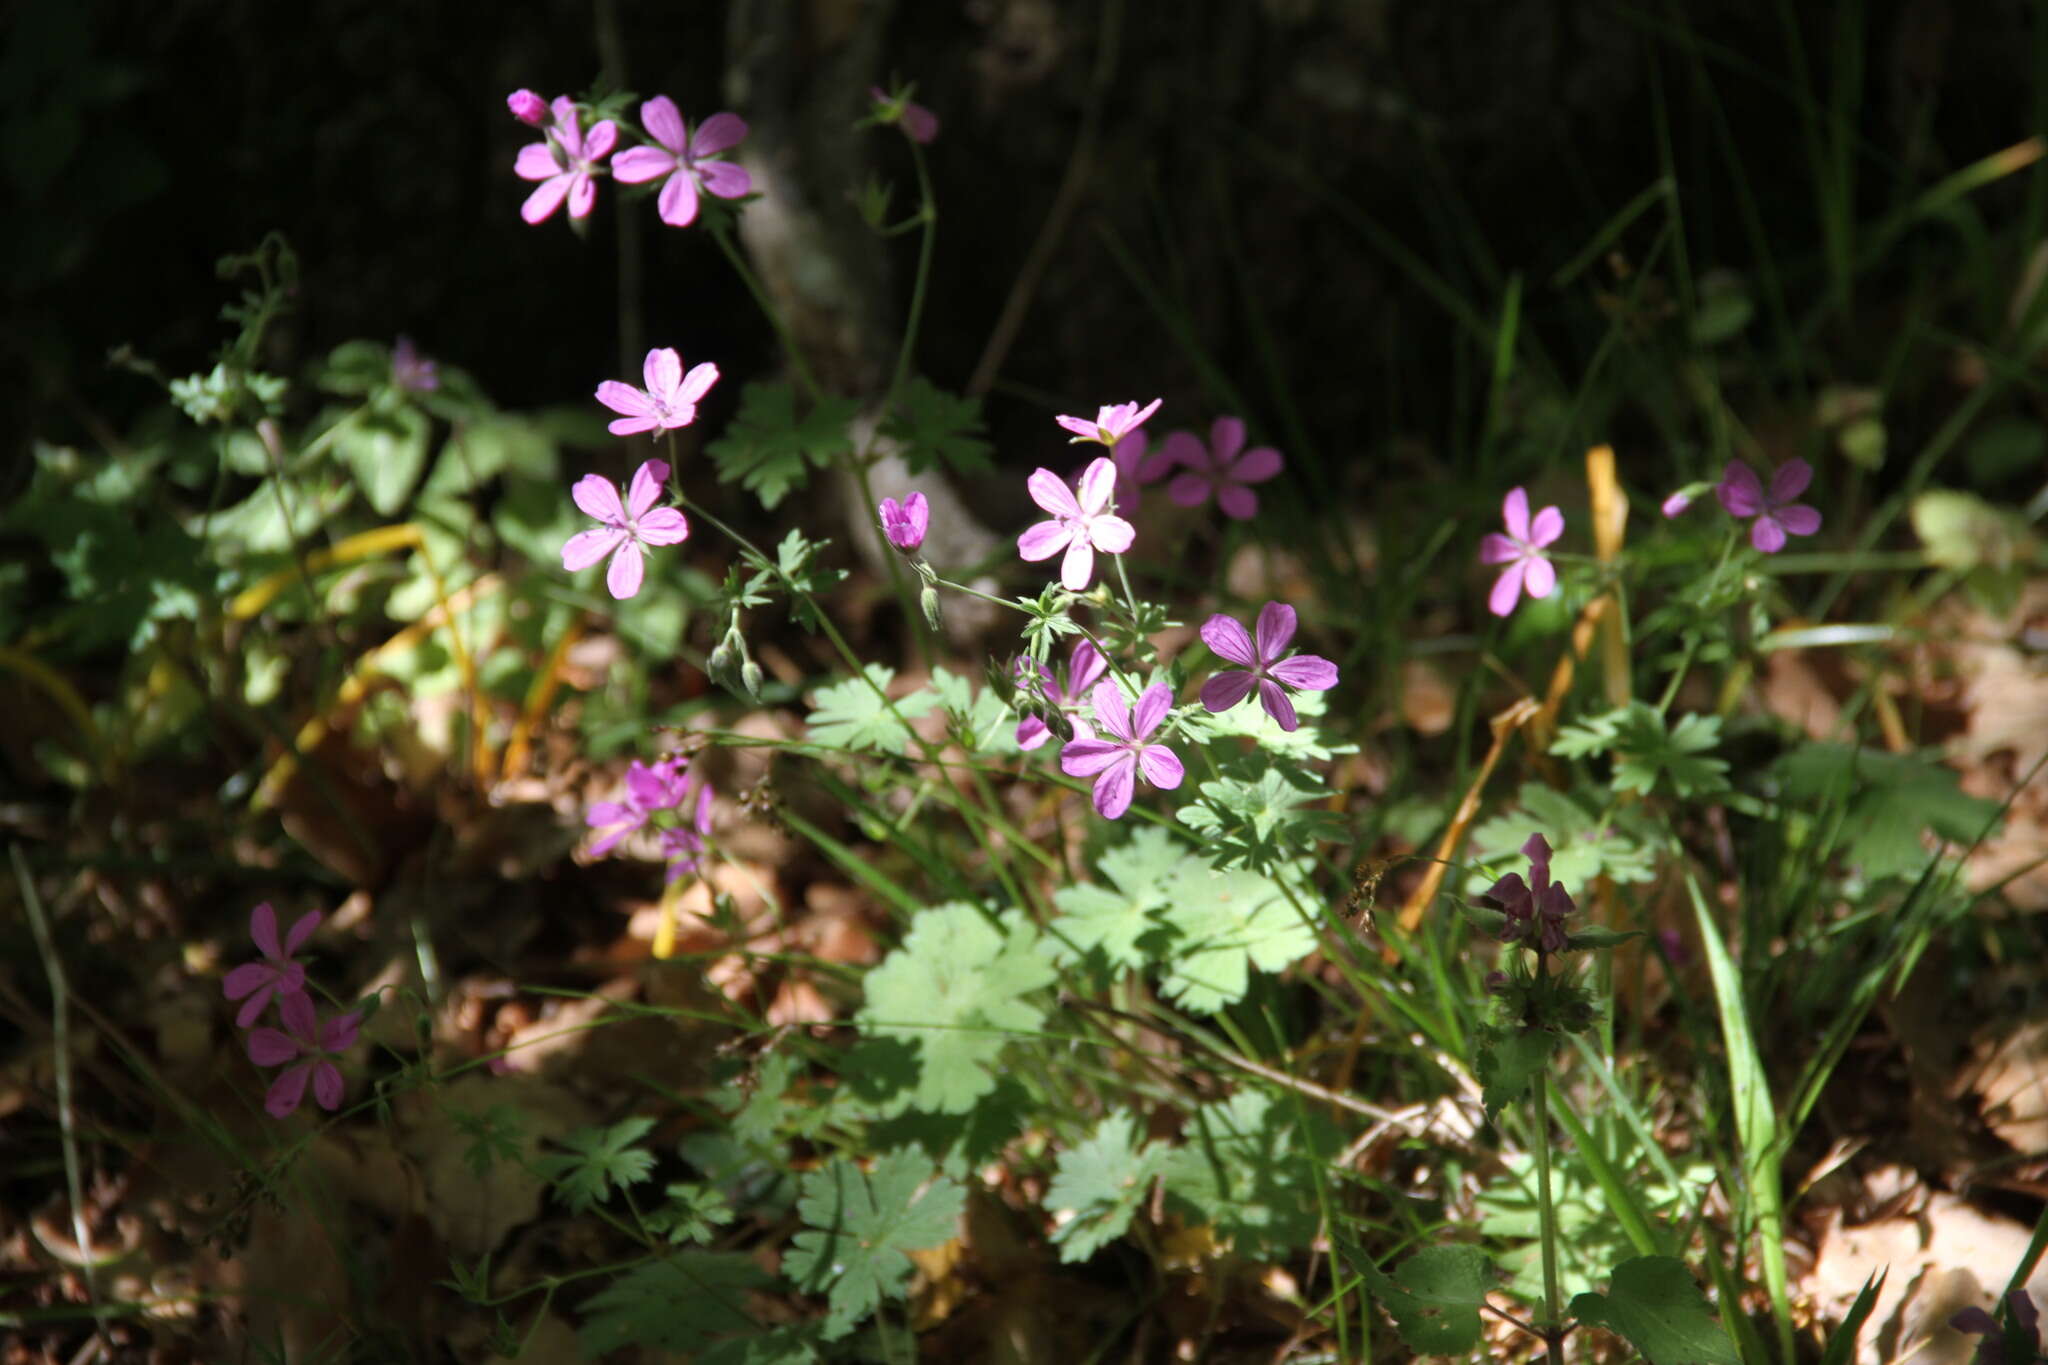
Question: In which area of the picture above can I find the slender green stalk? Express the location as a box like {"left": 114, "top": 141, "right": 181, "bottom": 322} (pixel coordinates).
{"left": 709, "top": 223, "right": 820, "bottom": 401}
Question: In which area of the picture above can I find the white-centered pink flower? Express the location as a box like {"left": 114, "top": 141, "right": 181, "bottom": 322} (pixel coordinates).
{"left": 1198, "top": 601, "right": 1340, "bottom": 732}
{"left": 561, "top": 459, "right": 690, "bottom": 600}
{"left": 1479, "top": 486, "right": 1564, "bottom": 617}
{"left": 1159, "top": 416, "right": 1284, "bottom": 520}
{"left": 1060, "top": 681, "right": 1184, "bottom": 820}
{"left": 1055, "top": 399, "right": 1163, "bottom": 448}
{"left": 1017, "top": 457, "right": 1136, "bottom": 591}
{"left": 597, "top": 347, "right": 720, "bottom": 437}
{"left": 612, "top": 98, "right": 752, "bottom": 228}
{"left": 513, "top": 96, "right": 618, "bottom": 224}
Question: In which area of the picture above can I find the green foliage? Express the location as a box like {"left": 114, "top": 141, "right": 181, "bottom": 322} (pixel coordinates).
{"left": 447, "top": 1103, "right": 526, "bottom": 1180}
{"left": 331, "top": 404, "right": 430, "bottom": 515}
{"left": 1049, "top": 825, "right": 1186, "bottom": 975}
{"left": 856, "top": 904, "right": 1057, "bottom": 1114}
{"left": 1045, "top": 1112, "right": 1159, "bottom": 1263}
{"left": 647, "top": 1181, "right": 737, "bottom": 1245}
{"left": 574, "top": 1252, "right": 777, "bottom": 1356}
{"left": 783, "top": 1151, "right": 966, "bottom": 1340}
{"left": 1175, "top": 764, "right": 1345, "bottom": 871}
{"left": 706, "top": 381, "right": 860, "bottom": 510}
{"left": 534, "top": 1117, "right": 657, "bottom": 1212}
{"left": 1772, "top": 743, "right": 2004, "bottom": 880}
{"left": 1155, "top": 1089, "right": 1336, "bottom": 1255}
{"left": 1156, "top": 860, "right": 1319, "bottom": 1014}
{"left": 1912, "top": 488, "right": 2036, "bottom": 613}
{"left": 1469, "top": 783, "right": 1658, "bottom": 892}
{"left": 884, "top": 377, "right": 993, "bottom": 475}
{"left": 1356, "top": 1243, "right": 1495, "bottom": 1356}
{"left": 1552, "top": 702, "right": 1729, "bottom": 798}
{"left": 734, "top": 528, "right": 848, "bottom": 633}
{"left": 805, "top": 664, "right": 937, "bottom": 755}
{"left": 1475, "top": 1028, "right": 1561, "bottom": 1121}
{"left": 1570, "top": 1256, "right": 1739, "bottom": 1365}
{"left": 922, "top": 666, "right": 1022, "bottom": 754}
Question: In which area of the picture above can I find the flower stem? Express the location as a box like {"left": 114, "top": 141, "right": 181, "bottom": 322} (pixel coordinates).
{"left": 708, "top": 222, "right": 821, "bottom": 401}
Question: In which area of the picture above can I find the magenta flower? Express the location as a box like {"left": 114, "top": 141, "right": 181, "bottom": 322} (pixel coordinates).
{"left": 1198, "top": 602, "right": 1340, "bottom": 732}
{"left": 656, "top": 778, "right": 716, "bottom": 884}
{"left": 612, "top": 98, "right": 751, "bottom": 229}
{"left": 1159, "top": 417, "right": 1283, "bottom": 520}
{"left": 1716, "top": 459, "right": 1821, "bottom": 553}
{"left": 1055, "top": 399, "right": 1163, "bottom": 449}
{"left": 597, "top": 347, "right": 720, "bottom": 437}
{"left": 1015, "top": 639, "right": 1109, "bottom": 750}
{"left": 1061, "top": 681, "right": 1184, "bottom": 820}
{"left": 868, "top": 85, "right": 940, "bottom": 144}
{"left": 878, "top": 492, "right": 929, "bottom": 552}
{"left": 586, "top": 757, "right": 689, "bottom": 856}
{"left": 1661, "top": 490, "right": 1693, "bottom": 518}
{"left": 561, "top": 458, "right": 690, "bottom": 600}
{"left": 1479, "top": 486, "right": 1564, "bottom": 617}
{"left": 390, "top": 336, "right": 439, "bottom": 393}
{"left": 506, "top": 89, "right": 550, "bottom": 126}
{"left": 246, "top": 991, "right": 360, "bottom": 1119}
{"left": 1018, "top": 457, "right": 1136, "bottom": 591}
{"left": 1481, "top": 833, "right": 1576, "bottom": 954}
{"left": 222, "top": 902, "right": 321, "bottom": 1028}
{"left": 513, "top": 96, "right": 618, "bottom": 224}
{"left": 1096, "top": 429, "right": 1175, "bottom": 508}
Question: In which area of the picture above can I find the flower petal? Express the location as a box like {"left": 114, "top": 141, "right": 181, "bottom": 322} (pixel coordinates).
{"left": 1167, "top": 472, "right": 1211, "bottom": 508}
{"left": 1527, "top": 504, "right": 1564, "bottom": 547}
{"left": 1716, "top": 460, "right": 1763, "bottom": 517}
{"left": 1488, "top": 560, "right": 1529, "bottom": 616}
{"left": 1059, "top": 536, "right": 1095, "bottom": 590}
{"left": 1015, "top": 715, "right": 1049, "bottom": 750}
{"left": 582, "top": 121, "right": 618, "bottom": 161}
{"left": 1209, "top": 415, "right": 1246, "bottom": 465}
{"left": 1059, "top": 738, "right": 1124, "bottom": 776}
{"left": 249, "top": 902, "right": 282, "bottom": 959}
{"left": 224, "top": 961, "right": 271, "bottom": 1002}
{"left": 232, "top": 981, "right": 275, "bottom": 1029}
{"left": 1521, "top": 554, "right": 1557, "bottom": 599}
{"left": 1750, "top": 515, "right": 1787, "bottom": 554}
{"left": 1200, "top": 613, "right": 1258, "bottom": 667}
{"left": 1054, "top": 414, "right": 1099, "bottom": 440}
{"left": 1215, "top": 484, "right": 1259, "bottom": 520}
{"left": 691, "top": 112, "right": 749, "bottom": 157}
{"left": 627, "top": 459, "right": 670, "bottom": 518}
{"left": 520, "top": 175, "right": 570, "bottom": 224}
{"left": 1270, "top": 653, "right": 1338, "bottom": 690}
{"left": 1200, "top": 669, "right": 1257, "bottom": 713}
{"left": 1501, "top": 486, "right": 1532, "bottom": 541}
{"left": 566, "top": 171, "right": 598, "bottom": 219}
{"left": 636, "top": 507, "right": 689, "bottom": 545}
{"left": 265, "top": 1063, "right": 312, "bottom": 1118}
{"left": 563, "top": 527, "right": 627, "bottom": 572}
{"left": 1253, "top": 601, "right": 1297, "bottom": 662}
{"left": 1087, "top": 514, "right": 1135, "bottom": 554}
{"left": 1069, "top": 641, "right": 1108, "bottom": 693}
{"left": 571, "top": 472, "right": 626, "bottom": 524}
{"left": 595, "top": 381, "right": 655, "bottom": 422}
{"left": 246, "top": 1026, "right": 299, "bottom": 1067}
{"left": 611, "top": 145, "right": 676, "bottom": 184}
{"left": 277, "top": 990, "right": 319, "bottom": 1043}
{"left": 1090, "top": 758, "right": 1136, "bottom": 819}
{"left": 1026, "top": 467, "right": 1081, "bottom": 519}
{"left": 640, "top": 95, "right": 688, "bottom": 152}
{"left": 657, "top": 169, "right": 702, "bottom": 227}
{"left": 1228, "top": 445, "right": 1283, "bottom": 484}
{"left": 310, "top": 1060, "right": 344, "bottom": 1111}
{"left": 678, "top": 362, "right": 720, "bottom": 406}
{"left": 699, "top": 158, "right": 752, "bottom": 200}
{"left": 606, "top": 539, "right": 647, "bottom": 599}
{"left": 1776, "top": 504, "right": 1820, "bottom": 537}
{"left": 1478, "top": 532, "right": 1521, "bottom": 565}
{"left": 282, "top": 909, "right": 321, "bottom": 955}
{"left": 514, "top": 142, "right": 562, "bottom": 181}
{"left": 1158, "top": 429, "right": 1207, "bottom": 473}
{"left": 1137, "top": 744, "right": 1183, "bottom": 790}
{"left": 644, "top": 350, "right": 680, "bottom": 400}
{"left": 1087, "top": 680, "right": 1133, "bottom": 742}
{"left": 1257, "top": 678, "right": 1299, "bottom": 731}
{"left": 1132, "top": 683, "right": 1172, "bottom": 738}
{"left": 1521, "top": 833, "right": 1553, "bottom": 866}
{"left": 1017, "top": 519, "right": 1071, "bottom": 562}
{"left": 1075, "top": 457, "right": 1117, "bottom": 514}
{"left": 1767, "top": 458, "right": 1813, "bottom": 505}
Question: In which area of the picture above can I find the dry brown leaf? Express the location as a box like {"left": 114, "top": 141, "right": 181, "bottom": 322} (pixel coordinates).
{"left": 1968, "top": 1016, "right": 2048, "bottom": 1154}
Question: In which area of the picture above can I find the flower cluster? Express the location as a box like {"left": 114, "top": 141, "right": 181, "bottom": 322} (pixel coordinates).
{"left": 509, "top": 90, "right": 749, "bottom": 229}
{"left": 584, "top": 755, "right": 719, "bottom": 886}
{"left": 222, "top": 904, "right": 360, "bottom": 1119}
{"left": 1482, "top": 834, "right": 1576, "bottom": 954}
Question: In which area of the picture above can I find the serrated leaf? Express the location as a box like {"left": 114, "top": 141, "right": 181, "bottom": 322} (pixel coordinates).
{"left": 784, "top": 1151, "right": 965, "bottom": 1339}
{"left": 1477, "top": 1028, "right": 1561, "bottom": 1120}
{"left": 1046, "top": 1113, "right": 1159, "bottom": 1262}
{"left": 1049, "top": 826, "right": 1185, "bottom": 973}
{"left": 856, "top": 905, "right": 1057, "bottom": 1113}
{"left": 1470, "top": 784, "right": 1658, "bottom": 892}
{"left": 1554, "top": 703, "right": 1728, "bottom": 798}
{"left": 805, "top": 664, "right": 937, "bottom": 754}
{"left": 1156, "top": 1089, "right": 1334, "bottom": 1254}
{"left": 335, "top": 404, "right": 430, "bottom": 515}
{"left": 883, "top": 377, "right": 993, "bottom": 475}
{"left": 1158, "top": 861, "right": 1317, "bottom": 1013}
{"left": 1355, "top": 1243, "right": 1495, "bottom": 1356}
{"left": 535, "top": 1117, "right": 658, "bottom": 1212}
{"left": 1773, "top": 742, "right": 2004, "bottom": 880}
{"left": 707, "top": 381, "right": 860, "bottom": 509}
{"left": 575, "top": 1252, "right": 770, "bottom": 1355}
{"left": 1570, "top": 1256, "right": 1738, "bottom": 1365}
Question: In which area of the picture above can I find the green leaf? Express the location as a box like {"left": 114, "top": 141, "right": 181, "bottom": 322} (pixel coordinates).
{"left": 534, "top": 1117, "right": 658, "bottom": 1212}
{"left": 707, "top": 381, "right": 860, "bottom": 510}
{"left": 1470, "top": 784, "right": 1658, "bottom": 892}
{"left": 1046, "top": 1113, "right": 1159, "bottom": 1262}
{"left": 575, "top": 1252, "right": 771, "bottom": 1355}
{"left": 1773, "top": 743, "right": 2004, "bottom": 880}
{"left": 334, "top": 404, "right": 430, "bottom": 515}
{"left": 1570, "top": 1256, "right": 1739, "bottom": 1365}
{"left": 856, "top": 904, "right": 1057, "bottom": 1113}
{"left": 1158, "top": 860, "right": 1318, "bottom": 1014}
{"left": 1178, "top": 685, "right": 1352, "bottom": 763}
{"left": 1356, "top": 1243, "right": 1494, "bottom": 1356}
{"left": 783, "top": 1151, "right": 966, "bottom": 1339}
{"left": 1476, "top": 1027, "right": 1562, "bottom": 1121}
{"left": 805, "top": 664, "right": 937, "bottom": 755}
{"left": 883, "top": 377, "right": 993, "bottom": 475}
{"left": 1552, "top": 703, "right": 1727, "bottom": 798}
{"left": 1048, "top": 826, "right": 1186, "bottom": 974}
{"left": 648, "top": 1181, "right": 737, "bottom": 1245}
{"left": 1156, "top": 1089, "right": 1336, "bottom": 1255}
{"left": 1174, "top": 764, "right": 1345, "bottom": 872}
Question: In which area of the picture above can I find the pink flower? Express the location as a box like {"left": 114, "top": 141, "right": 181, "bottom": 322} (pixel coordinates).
{"left": 867, "top": 85, "right": 939, "bottom": 144}
{"left": 596, "top": 347, "right": 720, "bottom": 437}
{"left": 390, "top": 336, "right": 439, "bottom": 393}
{"left": 1061, "top": 681, "right": 1183, "bottom": 819}
{"left": 1097, "top": 429, "right": 1175, "bottom": 508}
{"left": 586, "top": 757, "right": 689, "bottom": 856}
{"left": 561, "top": 459, "right": 690, "bottom": 600}
{"left": 1055, "top": 399, "right": 1163, "bottom": 449}
{"left": 1015, "top": 639, "right": 1108, "bottom": 750}
{"left": 1159, "top": 417, "right": 1283, "bottom": 520}
{"left": 222, "top": 902, "right": 320, "bottom": 1028}
{"left": 878, "top": 492, "right": 929, "bottom": 552}
{"left": 1661, "top": 490, "right": 1693, "bottom": 518}
{"left": 656, "top": 778, "right": 715, "bottom": 884}
{"left": 513, "top": 96, "right": 618, "bottom": 224}
{"left": 1198, "top": 602, "right": 1340, "bottom": 732}
{"left": 506, "top": 89, "right": 550, "bottom": 126}
{"left": 245, "top": 992, "right": 360, "bottom": 1119}
{"left": 1481, "top": 833, "right": 1576, "bottom": 953}
{"left": 1017, "top": 457, "right": 1136, "bottom": 591}
{"left": 1716, "top": 459, "right": 1821, "bottom": 553}
{"left": 612, "top": 98, "right": 751, "bottom": 228}
{"left": 1479, "top": 486, "right": 1564, "bottom": 616}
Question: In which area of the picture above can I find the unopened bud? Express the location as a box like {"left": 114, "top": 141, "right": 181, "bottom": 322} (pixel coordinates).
{"left": 740, "top": 659, "right": 764, "bottom": 699}
{"left": 708, "top": 639, "right": 735, "bottom": 683}
{"left": 920, "top": 585, "right": 942, "bottom": 631}
{"left": 507, "top": 89, "right": 549, "bottom": 126}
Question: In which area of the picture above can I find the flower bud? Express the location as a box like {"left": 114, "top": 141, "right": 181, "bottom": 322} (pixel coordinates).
{"left": 920, "top": 585, "right": 942, "bottom": 631}
{"left": 878, "top": 491, "right": 929, "bottom": 553}
{"left": 740, "top": 659, "right": 765, "bottom": 700}
{"left": 507, "top": 89, "right": 550, "bottom": 126}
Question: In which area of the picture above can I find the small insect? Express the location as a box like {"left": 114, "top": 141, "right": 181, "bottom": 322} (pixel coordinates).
{"left": 1344, "top": 856, "right": 1397, "bottom": 930}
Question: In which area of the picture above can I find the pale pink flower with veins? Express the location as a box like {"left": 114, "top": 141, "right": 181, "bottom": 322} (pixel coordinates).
{"left": 1055, "top": 399, "right": 1162, "bottom": 449}
{"left": 513, "top": 96, "right": 617, "bottom": 224}
{"left": 1017, "top": 457, "right": 1135, "bottom": 591}
{"left": 1060, "top": 681, "right": 1184, "bottom": 820}
{"left": 612, "top": 98, "right": 751, "bottom": 228}
{"left": 1716, "top": 459, "right": 1821, "bottom": 553}
{"left": 561, "top": 459, "right": 690, "bottom": 599}
{"left": 586, "top": 758, "right": 688, "bottom": 856}
{"left": 596, "top": 347, "right": 720, "bottom": 436}
{"left": 1479, "top": 486, "right": 1564, "bottom": 616}
{"left": 1198, "top": 602, "right": 1339, "bottom": 732}
{"left": 246, "top": 992, "right": 360, "bottom": 1119}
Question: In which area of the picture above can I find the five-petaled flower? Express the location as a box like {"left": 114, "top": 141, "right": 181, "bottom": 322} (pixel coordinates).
{"left": 586, "top": 757, "right": 689, "bottom": 856}
{"left": 1055, "top": 399, "right": 1163, "bottom": 449}
{"left": 1716, "top": 459, "right": 1821, "bottom": 553}
{"left": 597, "top": 347, "right": 720, "bottom": 437}
{"left": 1061, "top": 681, "right": 1184, "bottom": 820}
{"left": 656, "top": 776, "right": 716, "bottom": 884}
{"left": 223, "top": 902, "right": 321, "bottom": 1028}
{"left": 561, "top": 459, "right": 690, "bottom": 600}
{"left": 245, "top": 991, "right": 361, "bottom": 1119}
{"left": 1105, "top": 428, "right": 1176, "bottom": 508}
{"left": 1198, "top": 601, "right": 1340, "bottom": 732}
{"left": 513, "top": 96, "right": 618, "bottom": 224}
{"left": 1018, "top": 457, "right": 1136, "bottom": 591}
{"left": 1159, "top": 417, "right": 1284, "bottom": 520}
{"left": 1015, "top": 639, "right": 1108, "bottom": 750}
{"left": 612, "top": 98, "right": 752, "bottom": 228}
{"left": 1482, "top": 833, "right": 1576, "bottom": 954}
{"left": 878, "top": 491, "right": 929, "bottom": 553}
{"left": 1479, "top": 486, "right": 1565, "bottom": 617}
{"left": 868, "top": 85, "right": 940, "bottom": 144}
